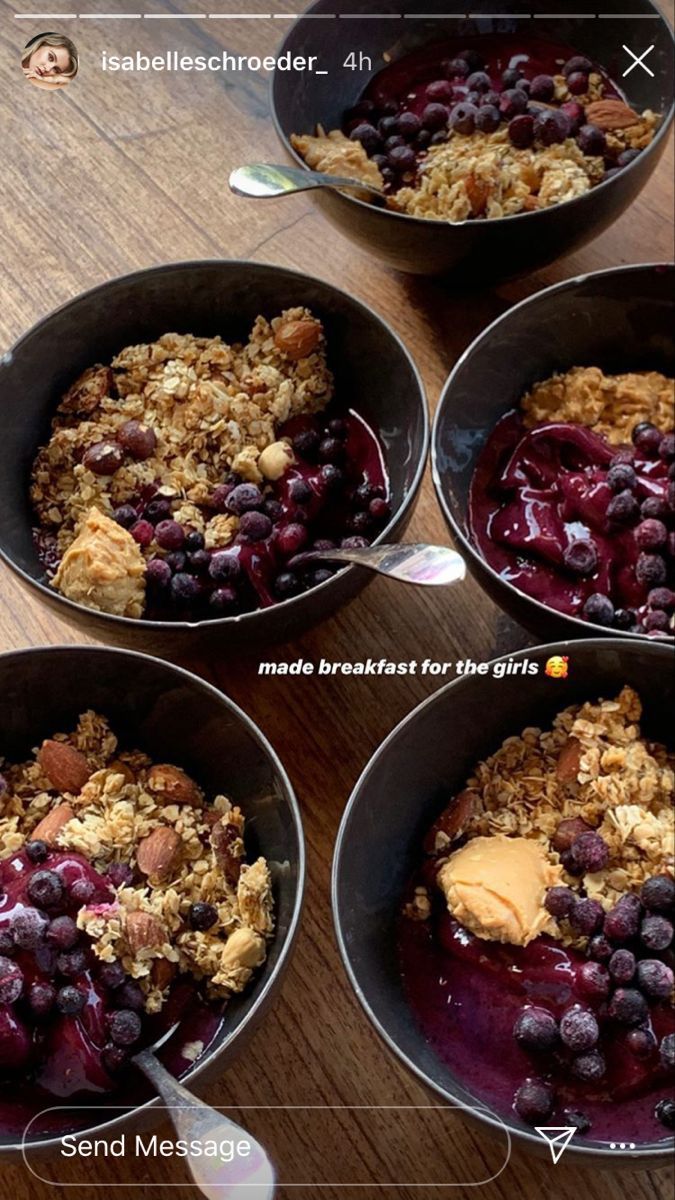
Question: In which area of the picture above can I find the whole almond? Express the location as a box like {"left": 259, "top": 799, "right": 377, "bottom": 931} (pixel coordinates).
{"left": 125, "top": 910, "right": 166, "bottom": 953}
{"left": 556, "top": 737, "right": 583, "bottom": 783}
{"left": 552, "top": 816, "right": 593, "bottom": 853}
{"left": 108, "top": 759, "right": 136, "bottom": 785}
{"left": 38, "top": 740, "right": 92, "bottom": 794}
{"left": 423, "top": 789, "right": 477, "bottom": 854}
{"left": 585, "top": 99, "right": 639, "bottom": 130}
{"left": 151, "top": 958, "right": 177, "bottom": 990}
{"left": 136, "top": 826, "right": 182, "bottom": 879}
{"left": 274, "top": 318, "right": 322, "bottom": 360}
{"left": 31, "top": 802, "right": 75, "bottom": 844}
{"left": 211, "top": 819, "right": 244, "bottom": 887}
{"left": 147, "top": 764, "right": 202, "bottom": 808}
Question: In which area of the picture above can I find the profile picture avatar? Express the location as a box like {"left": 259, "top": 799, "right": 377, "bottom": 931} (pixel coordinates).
{"left": 21, "top": 32, "right": 78, "bottom": 90}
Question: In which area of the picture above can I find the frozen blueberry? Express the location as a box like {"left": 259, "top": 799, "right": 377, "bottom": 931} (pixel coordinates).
{"left": 209, "top": 551, "right": 241, "bottom": 583}
{"left": 0, "top": 956, "right": 24, "bottom": 1004}
{"left": 188, "top": 902, "right": 218, "bottom": 932}
{"left": 424, "top": 80, "right": 454, "bottom": 104}
{"left": 475, "top": 105, "right": 500, "bottom": 134}
{"left": 529, "top": 73, "right": 555, "bottom": 102}
{"left": 627, "top": 1027, "right": 656, "bottom": 1058}
{"left": 577, "top": 961, "right": 610, "bottom": 1001}
{"left": 501, "top": 67, "right": 523, "bottom": 88}
{"left": 102, "top": 1045, "right": 128, "bottom": 1075}
{"left": 545, "top": 886, "right": 575, "bottom": 919}
{"left": 641, "top": 874, "right": 675, "bottom": 912}
{"left": 609, "top": 987, "right": 648, "bottom": 1026}
{"left": 318, "top": 437, "right": 346, "bottom": 465}
{"left": 633, "top": 421, "right": 662, "bottom": 456}
{"left": 564, "top": 1109, "right": 591, "bottom": 1135}
{"left": 28, "top": 981, "right": 56, "bottom": 1018}
{"left": 569, "top": 831, "right": 609, "bottom": 874}
{"left": 508, "top": 114, "right": 535, "bottom": 149}
{"left": 567, "top": 71, "right": 590, "bottom": 96}
{"left": 108, "top": 1008, "right": 142, "bottom": 1047}
{"left": 499, "top": 88, "right": 528, "bottom": 121}
{"left": 659, "top": 431, "right": 675, "bottom": 462}
{"left": 164, "top": 551, "right": 186, "bottom": 574}
{"left": 608, "top": 948, "right": 636, "bottom": 984}
{"left": 184, "top": 530, "right": 205, "bottom": 553}
{"left": 56, "top": 984, "right": 85, "bottom": 1015}
{"left": 563, "top": 55, "right": 593, "bottom": 76}
{"left": 564, "top": 539, "right": 600, "bottom": 579}
{"left": 534, "top": 109, "right": 570, "bottom": 145}
{"left": 341, "top": 536, "right": 370, "bottom": 550}
{"left": 636, "top": 519, "right": 668, "bottom": 551}
{"left": 130, "top": 520, "right": 154, "bottom": 549}
{"left": 238, "top": 511, "right": 273, "bottom": 543}
{"left": 636, "top": 552, "right": 667, "bottom": 588}
{"left": 113, "top": 504, "right": 138, "bottom": 530}
{"left": 209, "top": 587, "right": 239, "bottom": 615}
{"left": 186, "top": 550, "right": 211, "bottom": 575}
{"left": 583, "top": 593, "right": 614, "bottom": 626}
{"left": 0, "top": 931, "right": 13, "bottom": 955}
{"left": 655, "top": 1099, "right": 675, "bottom": 1130}
{"left": 513, "top": 1006, "right": 559, "bottom": 1052}
{"left": 588, "top": 934, "right": 613, "bottom": 963}
{"left": 57, "top": 948, "right": 88, "bottom": 978}
{"left": 27, "top": 869, "right": 64, "bottom": 911}
{"left": 446, "top": 56, "right": 471, "bottom": 79}
{"left": 277, "top": 523, "right": 308, "bottom": 558}
{"left": 604, "top": 894, "right": 641, "bottom": 942}
{"left": 274, "top": 571, "right": 301, "bottom": 599}
{"left": 98, "top": 961, "right": 126, "bottom": 990}
{"left": 46, "top": 915, "right": 79, "bottom": 951}
{"left": 117, "top": 980, "right": 145, "bottom": 1011}
{"left": 309, "top": 568, "right": 334, "bottom": 587}
{"left": 384, "top": 134, "right": 405, "bottom": 154}
{"left": 606, "top": 489, "right": 640, "bottom": 524}
{"left": 560, "top": 1006, "right": 599, "bottom": 1052}
{"left": 637, "top": 959, "right": 674, "bottom": 999}
{"left": 648, "top": 588, "right": 675, "bottom": 612}
{"left": 396, "top": 111, "right": 422, "bottom": 140}
{"left": 154, "top": 520, "right": 185, "bottom": 552}
{"left": 144, "top": 497, "right": 171, "bottom": 524}
{"left": 25, "top": 840, "right": 49, "bottom": 864}
{"left": 421, "top": 103, "right": 450, "bottom": 132}
{"left": 514, "top": 1078, "right": 554, "bottom": 1123}
{"left": 613, "top": 608, "right": 636, "bottom": 632}
{"left": 226, "top": 483, "right": 263, "bottom": 516}
{"left": 146, "top": 558, "right": 172, "bottom": 590}
{"left": 577, "top": 122, "right": 606, "bottom": 156}
{"left": 607, "top": 462, "right": 637, "bottom": 492}
{"left": 105, "top": 862, "right": 134, "bottom": 889}
{"left": 645, "top": 609, "right": 670, "bottom": 633}
{"left": 571, "top": 1050, "right": 606, "bottom": 1081}
{"left": 209, "top": 484, "right": 233, "bottom": 514}
{"left": 170, "top": 573, "right": 200, "bottom": 605}
{"left": 640, "top": 915, "right": 673, "bottom": 951}
{"left": 388, "top": 145, "right": 417, "bottom": 174}
{"left": 449, "top": 103, "right": 478, "bottom": 135}
{"left": 350, "top": 123, "right": 381, "bottom": 156}
{"left": 292, "top": 429, "right": 320, "bottom": 459}
{"left": 560, "top": 100, "right": 586, "bottom": 133}
{"left": 659, "top": 1033, "right": 675, "bottom": 1071}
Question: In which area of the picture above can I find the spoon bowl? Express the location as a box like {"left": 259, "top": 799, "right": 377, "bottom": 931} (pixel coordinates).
{"left": 289, "top": 543, "right": 466, "bottom": 587}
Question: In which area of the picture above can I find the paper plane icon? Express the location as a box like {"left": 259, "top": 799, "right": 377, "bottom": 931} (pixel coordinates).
{"left": 534, "top": 1126, "right": 577, "bottom": 1164}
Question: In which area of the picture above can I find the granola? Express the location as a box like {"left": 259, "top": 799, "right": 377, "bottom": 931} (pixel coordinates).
{"left": 521, "top": 367, "right": 675, "bottom": 446}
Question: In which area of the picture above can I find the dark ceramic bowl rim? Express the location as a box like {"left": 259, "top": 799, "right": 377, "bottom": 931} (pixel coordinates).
{"left": 332, "top": 636, "right": 674, "bottom": 1162}
{"left": 0, "top": 258, "right": 429, "bottom": 635}
{"left": 431, "top": 261, "right": 675, "bottom": 643}
{"left": 271, "top": 0, "right": 675, "bottom": 230}
{"left": 0, "top": 643, "right": 306, "bottom": 1156}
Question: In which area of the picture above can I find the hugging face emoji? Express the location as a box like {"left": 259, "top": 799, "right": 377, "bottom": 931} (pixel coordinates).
{"left": 545, "top": 655, "right": 569, "bottom": 679}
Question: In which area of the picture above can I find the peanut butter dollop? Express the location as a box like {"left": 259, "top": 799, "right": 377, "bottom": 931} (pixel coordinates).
{"left": 53, "top": 506, "right": 146, "bottom": 618}
{"left": 437, "top": 834, "right": 562, "bottom": 947}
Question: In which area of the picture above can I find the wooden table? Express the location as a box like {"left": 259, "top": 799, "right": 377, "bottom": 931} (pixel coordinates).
{"left": 1, "top": 2, "right": 673, "bottom": 1197}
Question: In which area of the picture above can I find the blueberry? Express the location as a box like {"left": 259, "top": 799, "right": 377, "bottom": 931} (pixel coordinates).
{"left": 318, "top": 437, "right": 345, "bottom": 465}
{"left": 388, "top": 145, "right": 417, "bottom": 174}
{"left": 108, "top": 1008, "right": 142, "bottom": 1047}
{"left": 617, "top": 148, "right": 642, "bottom": 168}
{"left": 560, "top": 1005, "right": 599, "bottom": 1052}
{"left": 606, "top": 489, "right": 640, "bottom": 523}
{"left": 264, "top": 499, "right": 284, "bottom": 523}
{"left": 659, "top": 432, "right": 675, "bottom": 462}
{"left": 640, "top": 915, "right": 673, "bottom": 951}
{"left": 569, "top": 831, "right": 609, "bottom": 874}
{"left": 209, "top": 551, "right": 241, "bottom": 583}
{"left": 143, "top": 497, "right": 171, "bottom": 524}
{"left": 514, "top": 1078, "right": 554, "bottom": 1123}
{"left": 0, "top": 931, "right": 13, "bottom": 955}
{"left": 647, "top": 590, "right": 675, "bottom": 613}
{"left": 46, "top": 915, "right": 79, "bottom": 951}
{"left": 369, "top": 497, "right": 391, "bottom": 522}
{"left": 655, "top": 1099, "right": 675, "bottom": 1130}
{"left": 513, "top": 1006, "right": 559, "bottom": 1052}
{"left": 613, "top": 608, "right": 636, "bottom": 631}
{"left": 637, "top": 959, "right": 674, "bottom": 999}
{"left": 571, "top": 1050, "right": 606, "bottom": 1081}
{"left": 57, "top": 948, "right": 88, "bottom": 978}
{"left": 544, "top": 886, "right": 575, "bottom": 918}
{"left": 530, "top": 74, "right": 555, "bottom": 102}
{"left": 609, "top": 987, "right": 648, "bottom": 1025}
{"left": 117, "top": 980, "right": 145, "bottom": 1011}
{"left": 466, "top": 70, "right": 491, "bottom": 93}
{"left": 501, "top": 67, "right": 523, "bottom": 88}
{"left": 292, "top": 429, "right": 320, "bottom": 459}
{"left": 209, "top": 587, "right": 239, "bottom": 615}
{"left": 567, "top": 72, "right": 590, "bottom": 97}
{"left": 105, "top": 862, "right": 134, "bottom": 889}
{"left": 534, "top": 109, "right": 570, "bottom": 145}
{"left": 626, "top": 1027, "right": 656, "bottom": 1057}
{"left": 170, "top": 573, "right": 200, "bottom": 605}
{"left": 56, "top": 984, "right": 85, "bottom": 1015}
{"left": 102, "top": 1045, "right": 128, "bottom": 1075}
{"left": 569, "top": 898, "right": 605, "bottom": 936}
{"left": 28, "top": 981, "right": 56, "bottom": 1018}
{"left": 130, "top": 520, "right": 154, "bottom": 548}
{"left": 309, "top": 568, "right": 334, "bottom": 587}
{"left": 184, "top": 530, "right": 205, "bottom": 553}
{"left": 146, "top": 558, "right": 172, "bottom": 590}
{"left": 563, "top": 539, "right": 598, "bottom": 577}
{"left": 607, "top": 462, "right": 637, "bottom": 492}
{"left": 113, "top": 504, "right": 138, "bottom": 530}
{"left": 457, "top": 48, "right": 484, "bottom": 73}
{"left": 641, "top": 874, "right": 675, "bottom": 912}
{"left": 0, "top": 956, "right": 24, "bottom": 1003}
{"left": 425, "top": 79, "right": 454, "bottom": 104}
{"left": 274, "top": 571, "right": 301, "bottom": 599}
{"left": 583, "top": 593, "right": 615, "bottom": 627}
{"left": 396, "top": 111, "right": 422, "bottom": 140}
{"left": 276, "top": 523, "right": 308, "bottom": 558}
{"left": 186, "top": 549, "right": 211, "bottom": 575}
{"left": 225, "top": 483, "right": 263, "bottom": 516}
{"left": 27, "top": 869, "right": 64, "bottom": 911}
{"left": 449, "top": 101, "right": 478, "bottom": 135}
{"left": 608, "top": 948, "right": 636, "bottom": 984}
{"left": 446, "top": 56, "right": 471, "bottom": 79}
{"left": 588, "top": 934, "right": 613, "bottom": 963}
{"left": 659, "top": 1033, "right": 675, "bottom": 1071}
{"left": 288, "top": 478, "right": 313, "bottom": 507}
{"left": 475, "top": 105, "right": 501, "bottom": 134}
{"left": 341, "top": 536, "right": 370, "bottom": 549}
{"left": 350, "top": 122, "right": 381, "bottom": 155}
{"left": 209, "top": 484, "right": 233, "bottom": 513}
{"left": 563, "top": 55, "right": 593, "bottom": 77}
{"left": 604, "top": 894, "right": 641, "bottom": 942}
{"left": 421, "top": 103, "right": 450, "bottom": 132}
{"left": 508, "top": 114, "right": 535, "bottom": 149}
{"left": 25, "top": 840, "right": 49, "bottom": 864}
{"left": 577, "top": 961, "right": 610, "bottom": 1001}
{"left": 238, "top": 511, "right": 273, "bottom": 543}
{"left": 348, "top": 512, "right": 372, "bottom": 536}
{"left": 384, "top": 134, "right": 405, "bottom": 154}
{"left": 632, "top": 421, "right": 662, "bottom": 456}
{"left": 165, "top": 551, "right": 186, "bottom": 574}
{"left": 98, "top": 961, "right": 126, "bottom": 990}
{"left": 635, "top": 519, "right": 668, "bottom": 550}
{"left": 644, "top": 609, "right": 670, "bottom": 633}
{"left": 636, "top": 552, "right": 667, "bottom": 588}
{"left": 564, "top": 1109, "right": 591, "bottom": 1135}
{"left": 188, "top": 902, "right": 218, "bottom": 931}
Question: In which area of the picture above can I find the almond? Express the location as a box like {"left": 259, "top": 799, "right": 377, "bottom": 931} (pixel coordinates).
{"left": 211, "top": 819, "right": 244, "bottom": 887}
{"left": 556, "top": 737, "right": 583, "bottom": 783}
{"left": 151, "top": 958, "right": 177, "bottom": 990}
{"left": 125, "top": 910, "right": 166, "bottom": 953}
{"left": 273, "top": 318, "right": 322, "bottom": 360}
{"left": 552, "top": 816, "right": 593, "bottom": 853}
{"left": 38, "top": 740, "right": 92, "bottom": 794}
{"left": 136, "top": 826, "right": 182, "bottom": 879}
{"left": 465, "top": 173, "right": 490, "bottom": 217}
{"left": 109, "top": 759, "right": 135, "bottom": 785}
{"left": 423, "top": 789, "right": 477, "bottom": 854}
{"left": 31, "top": 802, "right": 75, "bottom": 844}
{"left": 585, "top": 99, "right": 639, "bottom": 131}
{"left": 147, "top": 764, "right": 202, "bottom": 808}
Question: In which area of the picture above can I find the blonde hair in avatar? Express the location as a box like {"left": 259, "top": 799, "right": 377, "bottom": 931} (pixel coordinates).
{"left": 21, "top": 32, "right": 78, "bottom": 90}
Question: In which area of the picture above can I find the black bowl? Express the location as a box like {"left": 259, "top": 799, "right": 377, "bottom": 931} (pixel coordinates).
{"left": 333, "top": 638, "right": 674, "bottom": 1167}
{"left": 0, "top": 645, "right": 304, "bottom": 1156}
{"left": 272, "top": 0, "right": 674, "bottom": 279}
{"left": 432, "top": 262, "right": 675, "bottom": 642}
{"left": 0, "top": 260, "right": 427, "bottom": 657}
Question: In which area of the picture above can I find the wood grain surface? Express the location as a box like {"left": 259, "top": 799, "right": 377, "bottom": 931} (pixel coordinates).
{"left": 1, "top": 3, "right": 674, "bottom": 1198}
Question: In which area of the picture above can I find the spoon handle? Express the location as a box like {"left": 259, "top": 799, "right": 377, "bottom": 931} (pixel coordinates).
{"left": 229, "top": 163, "right": 382, "bottom": 199}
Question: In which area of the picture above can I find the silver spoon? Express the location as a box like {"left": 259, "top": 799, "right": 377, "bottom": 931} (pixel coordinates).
{"left": 288, "top": 542, "right": 466, "bottom": 587}
{"left": 134, "top": 1040, "right": 275, "bottom": 1200}
{"left": 229, "top": 163, "right": 384, "bottom": 201}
